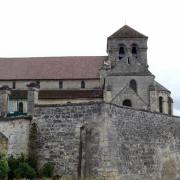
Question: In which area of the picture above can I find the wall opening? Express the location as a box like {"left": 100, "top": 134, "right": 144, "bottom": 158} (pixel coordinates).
{"left": 129, "top": 79, "right": 137, "bottom": 93}
{"left": 168, "top": 97, "right": 172, "bottom": 115}
{"left": 119, "top": 44, "right": 125, "bottom": 60}
{"left": 131, "top": 44, "right": 138, "bottom": 58}
{"left": 159, "top": 96, "right": 163, "bottom": 113}
{"left": 123, "top": 99, "right": 132, "bottom": 107}
{"left": 81, "top": 81, "right": 85, "bottom": 89}
{"left": 18, "top": 102, "right": 23, "bottom": 113}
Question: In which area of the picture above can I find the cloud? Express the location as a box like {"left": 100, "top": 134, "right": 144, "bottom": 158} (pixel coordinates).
{"left": 174, "top": 108, "right": 180, "bottom": 116}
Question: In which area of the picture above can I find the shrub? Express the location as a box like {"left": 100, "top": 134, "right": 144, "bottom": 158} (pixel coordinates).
{"left": 41, "top": 162, "right": 54, "bottom": 178}
{"left": 14, "top": 162, "right": 36, "bottom": 179}
{"left": 0, "top": 153, "right": 8, "bottom": 180}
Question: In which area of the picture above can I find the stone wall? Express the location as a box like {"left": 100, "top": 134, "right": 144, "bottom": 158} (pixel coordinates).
{"left": 0, "top": 117, "right": 31, "bottom": 156}
{"left": 33, "top": 102, "right": 180, "bottom": 179}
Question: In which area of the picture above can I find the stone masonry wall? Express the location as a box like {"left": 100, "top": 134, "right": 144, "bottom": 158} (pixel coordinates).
{"left": 33, "top": 102, "right": 180, "bottom": 180}
{"left": 0, "top": 117, "right": 31, "bottom": 156}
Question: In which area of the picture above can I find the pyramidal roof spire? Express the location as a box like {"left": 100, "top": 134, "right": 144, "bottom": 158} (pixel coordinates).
{"left": 109, "top": 25, "right": 148, "bottom": 38}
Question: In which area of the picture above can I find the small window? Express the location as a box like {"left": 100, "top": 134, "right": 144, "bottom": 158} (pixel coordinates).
{"left": 168, "top": 97, "right": 172, "bottom": 115}
{"left": 18, "top": 102, "right": 23, "bottom": 113}
{"left": 36, "top": 81, "right": 40, "bottom": 88}
{"left": 59, "top": 81, "right": 63, "bottom": 89}
{"left": 119, "top": 45, "right": 125, "bottom": 60}
{"left": 129, "top": 79, "right": 137, "bottom": 93}
{"left": 81, "top": 81, "right": 85, "bottom": 88}
{"left": 12, "top": 81, "right": 16, "bottom": 89}
{"left": 131, "top": 44, "right": 138, "bottom": 58}
{"left": 159, "top": 96, "right": 163, "bottom": 113}
{"left": 123, "top": 99, "right": 132, "bottom": 107}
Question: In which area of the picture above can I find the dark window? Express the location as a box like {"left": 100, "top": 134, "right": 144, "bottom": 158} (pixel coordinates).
{"left": 119, "top": 45, "right": 125, "bottom": 60}
{"left": 59, "top": 81, "right": 63, "bottom": 89}
{"left": 129, "top": 79, "right": 137, "bottom": 93}
{"left": 159, "top": 96, "right": 163, "bottom": 113}
{"left": 12, "top": 81, "right": 16, "bottom": 89}
{"left": 132, "top": 44, "right": 138, "bottom": 58}
{"left": 18, "top": 102, "right": 23, "bottom": 113}
{"left": 123, "top": 99, "right": 132, "bottom": 107}
{"left": 81, "top": 81, "right": 85, "bottom": 88}
{"left": 168, "top": 97, "right": 172, "bottom": 115}
{"left": 36, "top": 81, "right": 40, "bottom": 88}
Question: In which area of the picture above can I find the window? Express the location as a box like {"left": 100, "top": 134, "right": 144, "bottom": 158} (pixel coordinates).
{"left": 123, "top": 99, "right": 132, "bottom": 107}
{"left": 119, "top": 45, "right": 125, "bottom": 60}
{"left": 168, "top": 97, "right": 172, "bottom": 115}
{"left": 131, "top": 44, "right": 138, "bottom": 58}
{"left": 129, "top": 79, "right": 137, "bottom": 93}
{"left": 159, "top": 96, "right": 163, "bottom": 113}
{"left": 81, "top": 81, "right": 85, "bottom": 88}
{"left": 18, "top": 102, "right": 23, "bottom": 113}
{"left": 59, "top": 81, "right": 63, "bottom": 89}
{"left": 36, "top": 81, "right": 40, "bottom": 88}
{"left": 12, "top": 81, "right": 16, "bottom": 89}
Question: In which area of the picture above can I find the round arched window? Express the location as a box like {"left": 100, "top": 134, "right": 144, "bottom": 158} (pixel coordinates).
{"left": 129, "top": 79, "right": 137, "bottom": 93}
{"left": 119, "top": 44, "right": 126, "bottom": 60}
{"left": 123, "top": 99, "right": 132, "bottom": 107}
{"left": 131, "top": 44, "right": 138, "bottom": 58}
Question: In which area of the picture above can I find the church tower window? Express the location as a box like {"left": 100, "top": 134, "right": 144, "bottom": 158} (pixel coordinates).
{"left": 131, "top": 44, "right": 138, "bottom": 58}
{"left": 129, "top": 79, "right": 137, "bottom": 93}
{"left": 159, "top": 96, "right": 163, "bottom": 113}
{"left": 119, "top": 45, "right": 125, "bottom": 60}
{"left": 123, "top": 99, "right": 132, "bottom": 107}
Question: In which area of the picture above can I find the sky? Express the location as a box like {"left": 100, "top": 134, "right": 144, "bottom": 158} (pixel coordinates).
{"left": 0, "top": 0, "right": 179, "bottom": 115}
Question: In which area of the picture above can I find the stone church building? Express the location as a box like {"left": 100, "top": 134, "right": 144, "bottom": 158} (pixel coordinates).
{"left": 0, "top": 25, "right": 179, "bottom": 180}
{"left": 0, "top": 25, "right": 173, "bottom": 115}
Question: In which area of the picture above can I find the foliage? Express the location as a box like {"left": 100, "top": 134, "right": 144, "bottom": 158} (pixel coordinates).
{"left": 41, "top": 162, "right": 54, "bottom": 178}
{"left": 0, "top": 153, "right": 9, "bottom": 180}
{"left": 8, "top": 154, "right": 37, "bottom": 179}
{"left": 14, "top": 162, "right": 36, "bottom": 179}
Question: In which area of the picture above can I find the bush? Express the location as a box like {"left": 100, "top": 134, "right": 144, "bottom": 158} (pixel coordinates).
{"left": 14, "top": 162, "right": 36, "bottom": 179}
{"left": 0, "top": 153, "right": 8, "bottom": 180}
{"left": 41, "top": 162, "right": 54, "bottom": 178}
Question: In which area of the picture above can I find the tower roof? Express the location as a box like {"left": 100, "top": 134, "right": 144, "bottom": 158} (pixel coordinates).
{"left": 109, "top": 25, "right": 148, "bottom": 38}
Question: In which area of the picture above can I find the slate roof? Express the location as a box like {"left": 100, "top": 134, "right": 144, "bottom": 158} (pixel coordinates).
{"left": 109, "top": 25, "right": 148, "bottom": 38}
{"left": 155, "top": 81, "right": 170, "bottom": 93}
{"left": 0, "top": 56, "right": 106, "bottom": 80}
{"left": 10, "top": 90, "right": 103, "bottom": 99}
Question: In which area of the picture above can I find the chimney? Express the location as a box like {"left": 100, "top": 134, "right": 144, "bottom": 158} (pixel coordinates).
{"left": 27, "top": 82, "right": 39, "bottom": 117}
{"left": 0, "top": 85, "right": 11, "bottom": 118}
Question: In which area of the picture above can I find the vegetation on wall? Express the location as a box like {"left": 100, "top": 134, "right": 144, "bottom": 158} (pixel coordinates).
{"left": 0, "top": 153, "right": 8, "bottom": 180}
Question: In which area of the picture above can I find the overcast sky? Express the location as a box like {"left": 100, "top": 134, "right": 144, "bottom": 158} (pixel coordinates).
{"left": 0, "top": 0, "right": 179, "bottom": 115}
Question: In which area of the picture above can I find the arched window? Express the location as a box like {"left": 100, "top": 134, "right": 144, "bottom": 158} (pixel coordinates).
{"left": 168, "top": 97, "right": 173, "bottom": 115}
{"left": 131, "top": 44, "right": 138, "bottom": 58}
{"left": 119, "top": 45, "right": 125, "bottom": 60}
{"left": 81, "top": 81, "right": 85, "bottom": 88}
{"left": 159, "top": 96, "right": 163, "bottom": 113}
{"left": 18, "top": 102, "right": 23, "bottom": 113}
{"left": 129, "top": 79, "right": 137, "bottom": 93}
{"left": 123, "top": 99, "right": 132, "bottom": 107}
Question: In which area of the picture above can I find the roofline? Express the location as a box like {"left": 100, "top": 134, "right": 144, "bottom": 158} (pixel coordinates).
{"left": 0, "top": 78, "right": 100, "bottom": 81}
{"left": 0, "top": 55, "right": 107, "bottom": 59}
{"left": 108, "top": 36, "right": 148, "bottom": 39}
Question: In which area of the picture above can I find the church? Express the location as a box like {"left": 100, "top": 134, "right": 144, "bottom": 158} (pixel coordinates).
{"left": 0, "top": 25, "right": 180, "bottom": 180}
{"left": 0, "top": 25, "right": 173, "bottom": 115}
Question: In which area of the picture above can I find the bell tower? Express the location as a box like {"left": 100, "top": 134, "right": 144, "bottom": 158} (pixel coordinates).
{"left": 106, "top": 25, "right": 148, "bottom": 71}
